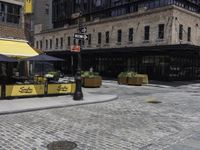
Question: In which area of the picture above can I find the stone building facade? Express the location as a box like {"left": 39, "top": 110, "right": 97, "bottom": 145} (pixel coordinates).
{"left": 34, "top": 1, "right": 200, "bottom": 81}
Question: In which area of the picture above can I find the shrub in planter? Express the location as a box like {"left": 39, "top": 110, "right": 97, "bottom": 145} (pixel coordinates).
{"left": 81, "top": 71, "right": 102, "bottom": 88}
{"left": 117, "top": 72, "right": 128, "bottom": 85}
{"left": 118, "top": 71, "right": 137, "bottom": 85}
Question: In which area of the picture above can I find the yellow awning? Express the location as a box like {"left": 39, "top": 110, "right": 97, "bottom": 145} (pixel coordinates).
{"left": 0, "top": 38, "right": 39, "bottom": 58}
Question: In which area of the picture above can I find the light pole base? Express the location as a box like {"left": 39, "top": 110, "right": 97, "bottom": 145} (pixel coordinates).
{"left": 73, "top": 91, "right": 83, "bottom": 100}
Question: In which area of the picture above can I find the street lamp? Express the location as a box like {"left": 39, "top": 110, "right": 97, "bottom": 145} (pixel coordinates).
{"left": 72, "top": 12, "right": 84, "bottom": 101}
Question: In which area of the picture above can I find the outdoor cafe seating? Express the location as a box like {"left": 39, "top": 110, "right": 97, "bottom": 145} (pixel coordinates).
{"left": 0, "top": 38, "right": 75, "bottom": 99}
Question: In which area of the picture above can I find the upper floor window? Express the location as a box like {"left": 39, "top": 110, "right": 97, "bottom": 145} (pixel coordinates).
{"left": 60, "top": 37, "right": 63, "bottom": 48}
{"left": 88, "top": 34, "right": 91, "bottom": 45}
{"left": 36, "top": 41, "right": 39, "bottom": 49}
{"left": 73, "top": 39, "right": 77, "bottom": 45}
{"left": 0, "top": 2, "right": 21, "bottom": 24}
{"left": 56, "top": 38, "right": 59, "bottom": 48}
{"left": 46, "top": 40, "right": 48, "bottom": 49}
{"left": 50, "top": 39, "right": 52, "bottom": 49}
{"left": 187, "top": 27, "right": 191, "bottom": 42}
{"left": 144, "top": 26, "right": 150, "bottom": 41}
{"left": 179, "top": 24, "right": 183, "bottom": 40}
{"left": 40, "top": 40, "right": 43, "bottom": 49}
{"left": 128, "top": 28, "right": 133, "bottom": 42}
{"left": 117, "top": 29, "right": 122, "bottom": 43}
{"left": 158, "top": 24, "right": 165, "bottom": 39}
{"left": 98, "top": 32, "right": 102, "bottom": 44}
{"left": 68, "top": 37, "right": 71, "bottom": 46}
{"left": 105, "top": 31, "right": 109, "bottom": 43}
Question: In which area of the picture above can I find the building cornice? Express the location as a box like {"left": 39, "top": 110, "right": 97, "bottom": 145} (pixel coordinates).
{"left": 35, "top": 5, "right": 200, "bottom": 36}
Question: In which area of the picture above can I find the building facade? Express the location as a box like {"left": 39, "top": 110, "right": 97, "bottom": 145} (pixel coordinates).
{"left": 34, "top": 0, "right": 200, "bottom": 81}
{"left": 0, "top": 0, "right": 25, "bottom": 39}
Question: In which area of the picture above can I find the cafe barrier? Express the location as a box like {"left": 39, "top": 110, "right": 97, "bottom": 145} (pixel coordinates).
{"left": 4, "top": 83, "right": 75, "bottom": 98}
{"left": 47, "top": 83, "right": 75, "bottom": 95}
{"left": 6, "top": 84, "right": 45, "bottom": 97}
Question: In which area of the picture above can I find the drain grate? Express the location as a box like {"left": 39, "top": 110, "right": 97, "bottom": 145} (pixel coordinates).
{"left": 47, "top": 141, "right": 77, "bottom": 150}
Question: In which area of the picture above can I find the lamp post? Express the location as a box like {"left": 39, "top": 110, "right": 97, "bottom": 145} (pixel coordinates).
{"left": 72, "top": 12, "right": 84, "bottom": 101}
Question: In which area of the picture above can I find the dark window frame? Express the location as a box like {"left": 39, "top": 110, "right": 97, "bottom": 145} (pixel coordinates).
{"left": 98, "top": 32, "right": 102, "bottom": 44}
{"left": 128, "top": 28, "right": 133, "bottom": 42}
{"left": 106, "top": 31, "right": 109, "bottom": 43}
{"left": 187, "top": 27, "right": 191, "bottom": 42}
{"left": 158, "top": 24, "right": 165, "bottom": 39}
{"left": 144, "top": 26, "right": 150, "bottom": 41}
{"left": 60, "top": 37, "right": 63, "bottom": 48}
{"left": 68, "top": 36, "right": 71, "bottom": 46}
{"left": 179, "top": 24, "right": 183, "bottom": 40}
{"left": 88, "top": 34, "right": 91, "bottom": 45}
{"left": 117, "top": 29, "right": 122, "bottom": 43}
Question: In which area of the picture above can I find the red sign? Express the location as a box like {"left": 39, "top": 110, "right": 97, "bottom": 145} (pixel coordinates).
{"left": 70, "top": 45, "right": 80, "bottom": 52}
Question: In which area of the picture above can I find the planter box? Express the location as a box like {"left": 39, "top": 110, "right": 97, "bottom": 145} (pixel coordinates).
{"left": 127, "top": 76, "right": 143, "bottom": 86}
{"left": 83, "top": 76, "right": 102, "bottom": 88}
{"left": 118, "top": 77, "right": 127, "bottom": 85}
{"left": 135, "top": 74, "right": 149, "bottom": 84}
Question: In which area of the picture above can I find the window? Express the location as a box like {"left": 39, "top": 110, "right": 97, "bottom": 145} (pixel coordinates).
{"left": 98, "top": 32, "right": 102, "bottom": 44}
{"left": 40, "top": 40, "right": 43, "bottom": 49}
{"left": 158, "top": 24, "right": 164, "bottom": 39}
{"left": 179, "top": 24, "right": 183, "bottom": 40}
{"left": 60, "top": 37, "right": 63, "bottom": 48}
{"left": 74, "top": 39, "right": 76, "bottom": 45}
{"left": 187, "top": 27, "right": 191, "bottom": 42}
{"left": 144, "top": 26, "right": 150, "bottom": 41}
{"left": 50, "top": 39, "right": 52, "bottom": 49}
{"left": 88, "top": 34, "right": 91, "bottom": 45}
{"left": 8, "top": 4, "right": 20, "bottom": 24}
{"left": 117, "top": 29, "right": 122, "bottom": 43}
{"left": 106, "top": 31, "right": 109, "bottom": 43}
{"left": 56, "top": 38, "right": 59, "bottom": 48}
{"left": 36, "top": 41, "right": 39, "bottom": 49}
{"left": 45, "top": 40, "right": 48, "bottom": 49}
{"left": 68, "top": 37, "right": 71, "bottom": 46}
{"left": 129, "top": 28, "right": 133, "bottom": 42}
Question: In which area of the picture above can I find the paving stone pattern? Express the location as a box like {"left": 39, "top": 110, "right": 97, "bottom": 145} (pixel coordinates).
{"left": 0, "top": 81, "right": 200, "bottom": 150}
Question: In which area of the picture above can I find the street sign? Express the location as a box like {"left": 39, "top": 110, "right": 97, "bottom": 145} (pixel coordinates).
{"left": 70, "top": 45, "right": 80, "bottom": 52}
{"left": 74, "top": 33, "right": 88, "bottom": 40}
{"left": 79, "top": 26, "right": 87, "bottom": 33}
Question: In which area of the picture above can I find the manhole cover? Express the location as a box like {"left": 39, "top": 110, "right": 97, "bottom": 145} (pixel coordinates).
{"left": 47, "top": 141, "right": 77, "bottom": 150}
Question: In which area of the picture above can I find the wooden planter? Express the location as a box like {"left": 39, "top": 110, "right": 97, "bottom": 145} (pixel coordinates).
{"left": 127, "top": 76, "right": 143, "bottom": 86}
{"left": 118, "top": 77, "right": 127, "bottom": 85}
{"left": 135, "top": 74, "right": 149, "bottom": 84}
{"left": 83, "top": 76, "right": 102, "bottom": 88}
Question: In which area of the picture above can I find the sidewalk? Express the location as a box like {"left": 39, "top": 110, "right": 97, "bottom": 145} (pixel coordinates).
{"left": 0, "top": 91, "right": 118, "bottom": 115}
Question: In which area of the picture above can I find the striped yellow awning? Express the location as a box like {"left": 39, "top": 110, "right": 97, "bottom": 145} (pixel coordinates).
{"left": 0, "top": 38, "right": 39, "bottom": 58}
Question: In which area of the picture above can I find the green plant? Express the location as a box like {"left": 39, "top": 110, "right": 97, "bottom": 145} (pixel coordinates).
{"left": 47, "top": 71, "right": 60, "bottom": 81}
{"left": 118, "top": 71, "right": 137, "bottom": 78}
{"left": 81, "top": 71, "right": 100, "bottom": 78}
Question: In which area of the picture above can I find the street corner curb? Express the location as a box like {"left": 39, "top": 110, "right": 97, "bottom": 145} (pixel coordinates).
{"left": 0, "top": 94, "right": 119, "bottom": 115}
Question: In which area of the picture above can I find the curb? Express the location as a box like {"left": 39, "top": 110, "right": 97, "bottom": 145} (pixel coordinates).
{"left": 0, "top": 94, "right": 118, "bottom": 115}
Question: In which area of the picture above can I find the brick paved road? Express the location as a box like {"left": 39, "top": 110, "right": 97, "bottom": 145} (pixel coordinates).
{"left": 1, "top": 81, "right": 200, "bottom": 150}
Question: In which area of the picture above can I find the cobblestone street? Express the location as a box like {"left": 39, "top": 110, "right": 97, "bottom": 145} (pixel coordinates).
{"left": 1, "top": 81, "right": 200, "bottom": 150}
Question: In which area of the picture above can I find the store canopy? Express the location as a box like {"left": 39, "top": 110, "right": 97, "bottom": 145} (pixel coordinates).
{"left": 0, "top": 38, "right": 39, "bottom": 58}
{"left": 0, "top": 54, "right": 17, "bottom": 62}
{"left": 23, "top": 54, "right": 64, "bottom": 61}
